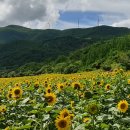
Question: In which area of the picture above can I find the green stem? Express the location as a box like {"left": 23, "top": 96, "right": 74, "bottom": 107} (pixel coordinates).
{"left": 92, "top": 115, "right": 95, "bottom": 129}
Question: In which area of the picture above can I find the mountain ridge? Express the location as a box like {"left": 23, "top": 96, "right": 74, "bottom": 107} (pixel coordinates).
{"left": 0, "top": 25, "right": 130, "bottom": 44}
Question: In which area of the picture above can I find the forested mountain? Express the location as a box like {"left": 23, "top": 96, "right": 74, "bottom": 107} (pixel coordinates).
{"left": 57, "top": 35, "right": 130, "bottom": 73}
{"left": 0, "top": 25, "right": 130, "bottom": 77}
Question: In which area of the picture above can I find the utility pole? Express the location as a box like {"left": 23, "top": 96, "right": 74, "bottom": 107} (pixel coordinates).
{"left": 48, "top": 22, "right": 50, "bottom": 29}
{"left": 97, "top": 16, "right": 100, "bottom": 26}
{"left": 78, "top": 18, "right": 79, "bottom": 28}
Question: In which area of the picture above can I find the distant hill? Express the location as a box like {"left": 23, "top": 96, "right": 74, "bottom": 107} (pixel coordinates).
{"left": 0, "top": 25, "right": 130, "bottom": 77}
{"left": 0, "top": 25, "right": 130, "bottom": 44}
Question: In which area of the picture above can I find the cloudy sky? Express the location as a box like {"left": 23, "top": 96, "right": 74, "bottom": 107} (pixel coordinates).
{"left": 0, "top": 0, "right": 130, "bottom": 29}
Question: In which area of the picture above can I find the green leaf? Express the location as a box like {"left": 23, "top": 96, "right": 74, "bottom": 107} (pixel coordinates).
{"left": 100, "top": 123, "right": 110, "bottom": 129}
{"left": 44, "top": 106, "right": 53, "bottom": 112}
{"left": 113, "top": 123, "right": 120, "bottom": 129}
{"left": 21, "top": 97, "right": 30, "bottom": 104}
{"left": 120, "top": 118, "right": 130, "bottom": 123}
{"left": 29, "top": 110, "right": 38, "bottom": 114}
{"left": 74, "top": 124, "right": 86, "bottom": 130}
{"left": 43, "top": 114, "right": 50, "bottom": 121}
{"left": 13, "top": 124, "right": 32, "bottom": 129}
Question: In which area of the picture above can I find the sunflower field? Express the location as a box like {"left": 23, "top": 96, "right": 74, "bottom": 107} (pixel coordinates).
{"left": 0, "top": 69, "right": 130, "bottom": 130}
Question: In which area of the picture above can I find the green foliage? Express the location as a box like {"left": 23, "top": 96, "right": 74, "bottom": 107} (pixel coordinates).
{"left": 70, "top": 35, "right": 130, "bottom": 71}
{"left": 64, "top": 64, "right": 79, "bottom": 74}
{"left": 0, "top": 25, "right": 130, "bottom": 77}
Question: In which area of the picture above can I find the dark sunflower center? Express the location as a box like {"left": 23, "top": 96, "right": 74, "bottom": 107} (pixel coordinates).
{"left": 74, "top": 84, "right": 80, "bottom": 90}
{"left": 60, "top": 86, "right": 63, "bottom": 89}
{"left": 47, "top": 96, "right": 53, "bottom": 102}
{"left": 58, "top": 120, "right": 67, "bottom": 128}
{"left": 14, "top": 89, "right": 20, "bottom": 95}
{"left": 2, "top": 108, "right": 5, "bottom": 112}
{"left": 120, "top": 103, "right": 126, "bottom": 109}
{"left": 91, "top": 106, "right": 97, "bottom": 112}
{"left": 35, "top": 84, "right": 39, "bottom": 87}
{"left": 9, "top": 93, "right": 12, "bottom": 98}
{"left": 45, "top": 81, "right": 47, "bottom": 83}
{"left": 97, "top": 81, "right": 101, "bottom": 85}
{"left": 64, "top": 112, "right": 69, "bottom": 118}
{"left": 47, "top": 89, "right": 51, "bottom": 93}
{"left": 45, "top": 83, "right": 48, "bottom": 87}
{"left": 85, "top": 119, "right": 89, "bottom": 122}
{"left": 107, "top": 85, "right": 110, "bottom": 89}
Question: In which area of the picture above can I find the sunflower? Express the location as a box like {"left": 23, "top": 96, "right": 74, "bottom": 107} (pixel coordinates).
{"left": 105, "top": 84, "right": 111, "bottom": 91}
{"left": 7, "top": 91, "right": 12, "bottom": 99}
{"left": 45, "top": 83, "right": 48, "bottom": 87}
{"left": 47, "top": 84, "right": 52, "bottom": 88}
{"left": 57, "top": 83, "right": 65, "bottom": 91}
{"left": 4, "top": 126, "right": 10, "bottom": 130}
{"left": 60, "top": 108, "right": 70, "bottom": 118}
{"left": 97, "top": 80, "right": 104, "bottom": 87}
{"left": 34, "top": 81, "right": 39, "bottom": 88}
{"left": 83, "top": 117, "right": 91, "bottom": 123}
{"left": 87, "top": 103, "right": 99, "bottom": 115}
{"left": 44, "top": 80, "right": 48, "bottom": 84}
{"left": 9, "top": 88, "right": 12, "bottom": 92}
{"left": 45, "top": 86, "right": 52, "bottom": 93}
{"left": 127, "top": 79, "right": 130, "bottom": 85}
{"left": 15, "top": 83, "right": 20, "bottom": 87}
{"left": 25, "top": 80, "right": 31, "bottom": 87}
{"left": 117, "top": 100, "right": 128, "bottom": 113}
{"left": 0, "top": 88, "right": 3, "bottom": 93}
{"left": 45, "top": 92, "right": 56, "bottom": 105}
{"left": 72, "top": 82, "right": 82, "bottom": 90}
{"left": 55, "top": 117, "right": 71, "bottom": 130}
{"left": 69, "top": 114, "right": 74, "bottom": 120}
{"left": 65, "top": 82, "right": 71, "bottom": 87}
{"left": 96, "top": 81, "right": 101, "bottom": 85}
{"left": 44, "top": 80, "right": 48, "bottom": 87}
{"left": 0, "top": 105, "right": 6, "bottom": 113}
{"left": 12, "top": 87, "right": 23, "bottom": 100}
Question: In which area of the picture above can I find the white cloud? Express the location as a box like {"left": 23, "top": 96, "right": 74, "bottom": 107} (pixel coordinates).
{"left": 0, "top": 0, "right": 60, "bottom": 29}
{"left": 112, "top": 19, "right": 130, "bottom": 28}
{"left": 56, "top": 0, "right": 130, "bottom": 14}
{"left": 0, "top": 1, "right": 12, "bottom": 21}
{"left": 0, "top": 0, "right": 130, "bottom": 29}
{"left": 100, "top": 13, "right": 126, "bottom": 25}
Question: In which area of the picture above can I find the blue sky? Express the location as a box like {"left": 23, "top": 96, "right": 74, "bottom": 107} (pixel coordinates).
{"left": 53, "top": 11, "right": 125, "bottom": 29}
{"left": 59, "top": 11, "right": 101, "bottom": 26}
{"left": 0, "top": 0, "right": 130, "bottom": 29}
